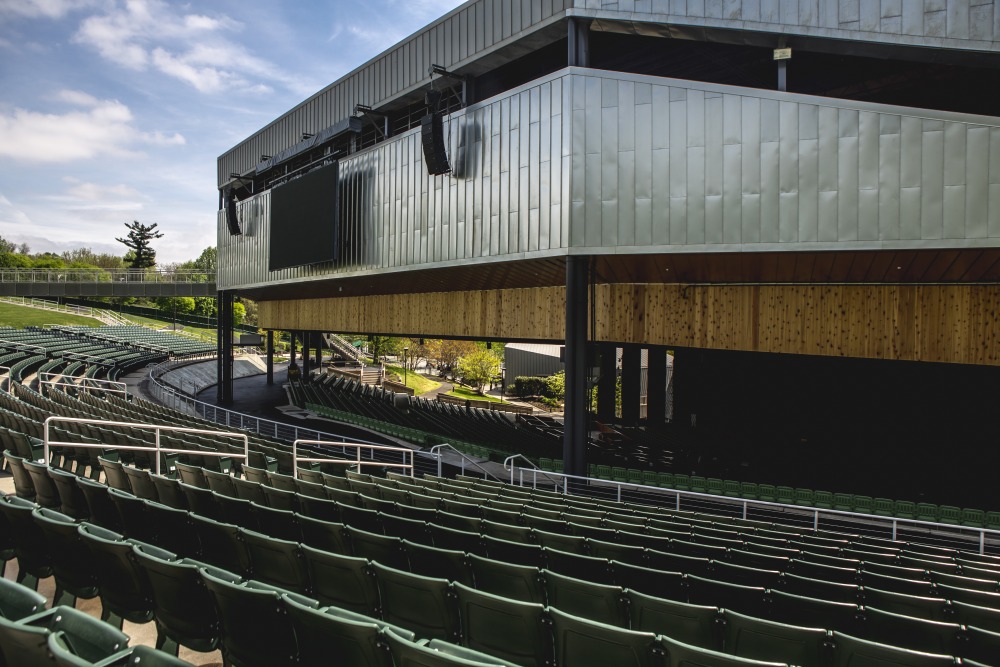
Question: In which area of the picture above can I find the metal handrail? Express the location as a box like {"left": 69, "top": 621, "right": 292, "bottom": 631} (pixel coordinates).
{"left": 427, "top": 443, "right": 503, "bottom": 481}
{"left": 0, "top": 268, "right": 215, "bottom": 283}
{"left": 291, "top": 439, "right": 414, "bottom": 478}
{"left": 503, "top": 454, "right": 566, "bottom": 491}
{"left": 505, "top": 465, "right": 1000, "bottom": 555}
{"left": 43, "top": 416, "right": 248, "bottom": 476}
{"left": 146, "top": 359, "right": 391, "bottom": 450}
{"left": 38, "top": 372, "right": 127, "bottom": 398}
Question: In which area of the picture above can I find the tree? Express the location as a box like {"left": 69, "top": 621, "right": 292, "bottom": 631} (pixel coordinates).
{"left": 432, "top": 339, "right": 478, "bottom": 372}
{"left": 116, "top": 221, "right": 163, "bottom": 269}
{"left": 0, "top": 236, "right": 16, "bottom": 254}
{"left": 457, "top": 349, "right": 501, "bottom": 393}
{"left": 368, "top": 336, "right": 403, "bottom": 363}
{"left": 232, "top": 302, "right": 246, "bottom": 327}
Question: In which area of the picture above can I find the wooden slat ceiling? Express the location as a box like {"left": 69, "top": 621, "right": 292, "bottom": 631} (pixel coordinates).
{"left": 242, "top": 249, "right": 1000, "bottom": 302}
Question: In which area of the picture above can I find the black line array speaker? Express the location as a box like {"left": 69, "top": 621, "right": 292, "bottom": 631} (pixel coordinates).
{"left": 225, "top": 189, "right": 242, "bottom": 235}
{"left": 421, "top": 112, "right": 451, "bottom": 176}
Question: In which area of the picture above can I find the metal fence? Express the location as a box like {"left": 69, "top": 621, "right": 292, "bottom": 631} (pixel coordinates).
{"left": 0, "top": 268, "right": 214, "bottom": 284}
{"left": 504, "top": 466, "right": 1000, "bottom": 556}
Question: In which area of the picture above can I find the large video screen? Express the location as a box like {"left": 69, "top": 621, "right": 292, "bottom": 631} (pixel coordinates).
{"left": 268, "top": 161, "right": 339, "bottom": 271}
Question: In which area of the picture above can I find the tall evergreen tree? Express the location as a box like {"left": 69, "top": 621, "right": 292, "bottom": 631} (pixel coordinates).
{"left": 116, "top": 221, "right": 163, "bottom": 269}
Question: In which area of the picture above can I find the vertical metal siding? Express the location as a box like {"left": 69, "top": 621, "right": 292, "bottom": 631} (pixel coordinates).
{"left": 566, "top": 69, "right": 1000, "bottom": 254}
{"left": 218, "top": 76, "right": 572, "bottom": 290}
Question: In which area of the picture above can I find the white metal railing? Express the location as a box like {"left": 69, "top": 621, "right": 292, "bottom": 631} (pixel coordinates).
{"left": 505, "top": 466, "right": 1000, "bottom": 556}
{"left": 504, "top": 454, "right": 566, "bottom": 492}
{"left": 146, "top": 359, "right": 395, "bottom": 453}
{"left": 38, "top": 372, "right": 127, "bottom": 398}
{"left": 291, "top": 439, "right": 414, "bottom": 478}
{"left": 0, "top": 268, "right": 214, "bottom": 284}
{"left": 428, "top": 443, "right": 503, "bottom": 481}
{"left": 43, "top": 416, "right": 248, "bottom": 476}
{"left": 0, "top": 339, "right": 47, "bottom": 355}
{"left": 0, "top": 296, "right": 102, "bottom": 320}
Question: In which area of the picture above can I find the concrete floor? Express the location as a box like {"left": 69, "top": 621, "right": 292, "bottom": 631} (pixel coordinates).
{"left": 0, "top": 472, "right": 223, "bottom": 666}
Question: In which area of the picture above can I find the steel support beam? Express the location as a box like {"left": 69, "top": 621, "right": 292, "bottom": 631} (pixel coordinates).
{"left": 563, "top": 255, "right": 589, "bottom": 478}
{"left": 597, "top": 343, "right": 617, "bottom": 423}
{"left": 217, "top": 290, "right": 234, "bottom": 406}
{"left": 266, "top": 330, "right": 274, "bottom": 386}
{"left": 621, "top": 345, "right": 641, "bottom": 424}
{"left": 647, "top": 346, "right": 667, "bottom": 424}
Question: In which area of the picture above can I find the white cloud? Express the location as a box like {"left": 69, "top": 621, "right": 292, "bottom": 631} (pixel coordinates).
{"left": 71, "top": 0, "right": 299, "bottom": 95}
{"left": 0, "top": 91, "right": 185, "bottom": 163}
{"left": 0, "top": 0, "right": 100, "bottom": 20}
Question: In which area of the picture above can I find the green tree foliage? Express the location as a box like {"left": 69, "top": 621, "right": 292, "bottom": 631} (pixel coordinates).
{"left": 368, "top": 335, "right": 404, "bottom": 363}
{"left": 457, "top": 349, "right": 501, "bottom": 393}
{"left": 116, "top": 221, "right": 163, "bottom": 269}
{"left": 193, "top": 297, "right": 216, "bottom": 318}
{"left": 154, "top": 297, "right": 195, "bottom": 316}
{"left": 236, "top": 297, "right": 257, "bottom": 326}
{"left": 61, "top": 248, "right": 125, "bottom": 269}
{"left": 232, "top": 302, "right": 246, "bottom": 327}
{"left": 0, "top": 236, "right": 16, "bottom": 254}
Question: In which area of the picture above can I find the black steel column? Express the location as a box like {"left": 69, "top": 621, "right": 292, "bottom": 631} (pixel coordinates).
{"left": 621, "top": 345, "right": 641, "bottom": 424}
{"left": 315, "top": 333, "right": 322, "bottom": 368}
{"left": 266, "top": 330, "right": 274, "bottom": 386}
{"left": 564, "top": 255, "right": 589, "bottom": 477}
{"left": 302, "top": 332, "right": 311, "bottom": 375}
{"left": 567, "top": 18, "right": 591, "bottom": 68}
{"left": 647, "top": 346, "right": 667, "bottom": 424}
{"left": 217, "top": 290, "right": 234, "bottom": 406}
{"left": 597, "top": 343, "right": 617, "bottom": 423}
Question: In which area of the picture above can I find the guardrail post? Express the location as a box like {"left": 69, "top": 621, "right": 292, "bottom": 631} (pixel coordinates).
{"left": 43, "top": 418, "right": 50, "bottom": 465}
{"left": 891, "top": 520, "right": 897, "bottom": 542}
{"left": 292, "top": 440, "right": 298, "bottom": 479}
{"left": 617, "top": 484, "right": 622, "bottom": 503}
{"left": 154, "top": 428, "right": 162, "bottom": 475}
{"left": 981, "top": 530, "right": 986, "bottom": 556}
{"left": 813, "top": 511, "right": 819, "bottom": 532}
{"left": 742, "top": 501, "right": 748, "bottom": 520}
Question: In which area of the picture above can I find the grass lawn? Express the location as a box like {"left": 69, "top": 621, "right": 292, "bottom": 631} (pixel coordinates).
{"left": 0, "top": 302, "right": 103, "bottom": 328}
{"left": 446, "top": 385, "right": 502, "bottom": 403}
{"left": 120, "top": 313, "right": 218, "bottom": 343}
{"left": 384, "top": 364, "right": 441, "bottom": 395}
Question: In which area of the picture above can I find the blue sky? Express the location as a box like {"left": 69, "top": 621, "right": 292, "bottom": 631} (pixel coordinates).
{"left": 0, "top": 0, "right": 464, "bottom": 264}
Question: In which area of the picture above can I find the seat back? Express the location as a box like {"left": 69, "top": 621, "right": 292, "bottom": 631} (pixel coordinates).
{"left": 282, "top": 594, "right": 392, "bottom": 667}
{"left": 722, "top": 608, "right": 830, "bottom": 665}
{"left": 300, "top": 544, "right": 379, "bottom": 615}
{"left": 452, "top": 582, "right": 549, "bottom": 667}
{"left": 542, "top": 569, "right": 627, "bottom": 627}
{"left": 830, "top": 631, "right": 959, "bottom": 667}
{"left": 372, "top": 562, "right": 460, "bottom": 642}
{"left": 22, "top": 460, "right": 60, "bottom": 508}
{"left": 98, "top": 457, "right": 132, "bottom": 492}
{"left": 121, "top": 466, "right": 158, "bottom": 501}
{"left": 549, "top": 606, "right": 659, "bottom": 667}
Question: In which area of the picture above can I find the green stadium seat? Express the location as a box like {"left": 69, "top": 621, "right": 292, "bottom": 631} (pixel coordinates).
{"left": 626, "top": 589, "right": 721, "bottom": 648}
{"left": 721, "top": 608, "right": 829, "bottom": 666}
{"left": 384, "top": 627, "right": 518, "bottom": 667}
{"left": 686, "top": 575, "right": 768, "bottom": 617}
{"left": 453, "top": 582, "right": 549, "bottom": 667}
{"left": 860, "top": 587, "right": 951, "bottom": 622}
{"left": 107, "top": 487, "right": 155, "bottom": 545}
{"left": 739, "top": 482, "right": 759, "bottom": 500}
{"left": 46, "top": 467, "right": 89, "bottom": 520}
{"left": 0, "top": 496, "right": 53, "bottom": 589}
{"left": 297, "top": 515, "right": 350, "bottom": 554}
{"left": 543, "top": 548, "right": 614, "bottom": 585}
{"left": 706, "top": 478, "right": 725, "bottom": 496}
{"left": 661, "top": 633, "right": 788, "bottom": 667}
{"left": 98, "top": 457, "right": 132, "bottom": 494}
{"left": 346, "top": 526, "right": 408, "bottom": 570}
{"left": 595, "top": 465, "right": 613, "bottom": 481}
{"left": 627, "top": 469, "right": 644, "bottom": 486}
{"left": 673, "top": 474, "right": 691, "bottom": 491}
{"left": 549, "top": 606, "right": 659, "bottom": 667}
{"left": 641, "top": 470, "right": 658, "bottom": 487}
{"left": 76, "top": 477, "right": 123, "bottom": 533}
{"left": 543, "top": 569, "right": 627, "bottom": 627}
{"left": 829, "top": 631, "right": 958, "bottom": 667}
{"left": 769, "top": 590, "right": 861, "bottom": 634}
{"left": 689, "top": 476, "right": 708, "bottom": 493}
{"left": 937, "top": 583, "right": 1000, "bottom": 609}
{"left": 121, "top": 466, "right": 159, "bottom": 501}
{"left": 860, "top": 606, "right": 962, "bottom": 657}
{"left": 721, "top": 480, "right": 742, "bottom": 498}
{"left": 961, "top": 508, "right": 987, "bottom": 528}
{"left": 482, "top": 535, "right": 542, "bottom": 566}
{"left": 833, "top": 493, "right": 854, "bottom": 512}
{"left": 937, "top": 505, "right": 961, "bottom": 525}
{"left": 794, "top": 488, "right": 815, "bottom": 507}
{"left": 131, "top": 543, "right": 222, "bottom": 655}
{"left": 403, "top": 540, "right": 473, "bottom": 586}
{"left": 0, "top": 576, "right": 46, "bottom": 620}
{"left": 0, "top": 604, "right": 129, "bottom": 667}
{"left": 31, "top": 507, "right": 99, "bottom": 608}
{"left": 201, "top": 568, "right": 298, "bottom": 667}
{"left": 300, "top": 544, "right": 379, "bottom": 615}
{"left": 657, "top": 472, "right": 676, "bottom": 488}
{"left": 915, "top": 503, "right": 939, "bottom": 523}
{"left": 782, "top": 572, "right": 860, "bottom": 603}
{"left": 893, "top": 500, "right": 916, "bottom": 520}
{"left": 189, "top": 514, "right": 250, "bottom": 577}
{"left": 468, "top": 553, "right": 544, "bottom": 604}
{"left": 372, "top": 562, "right": 460, "bottom": 642}
{"left": 930, "top": 571, "right": 997, "bottom": 592}
{"left": 646, "top": 548, "right": 713, "bottom": 577}
{"left": 239, "top": 528, "right": 308, "bottom": 594}
{"left": 755, "top": 485, "right": 776, "bottom": 502}
{"left": 952, "top": 600, "right": 1000, "bottom": 633}
{"left": 872, "top": 498, "right": 894, "bottom": 516}
{"left": 961, "top": 625, "right": 1000, "bottom": 665}
{"left": 851, "top": 495, "right": 874, "bottom": 514}
{"left": 282, "top": 594, "right": 393, "bottom": 667}
{"left": 775, "top": 486, "right": 795, "bottom": 505}
{"left": 178, "top": 483, "right": 222, "bottom": 522}
{"left": 711, "top": 561, "right": 781, "bottom": 589}
{"left": 174, "top": 461, "right": 208, "bottom": 489}
{"left": 612, "top": 561, "right": 685, "bottom": 601}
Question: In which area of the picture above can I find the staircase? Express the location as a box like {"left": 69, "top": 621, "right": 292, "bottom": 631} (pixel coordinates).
{"left": 323, "top": 333, "right": 367, "bottom": 364}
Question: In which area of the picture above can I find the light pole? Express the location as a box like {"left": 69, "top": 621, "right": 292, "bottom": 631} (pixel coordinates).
{"left": 403, "top": 346, "right": 409, "bottom": 387}
{"left": 500, "top": 365, "right": 505, "bottom": 403}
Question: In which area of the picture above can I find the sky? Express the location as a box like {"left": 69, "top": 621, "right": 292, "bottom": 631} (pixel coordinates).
{"left": 0, "top": 0, "right": 465, "bottom": 264}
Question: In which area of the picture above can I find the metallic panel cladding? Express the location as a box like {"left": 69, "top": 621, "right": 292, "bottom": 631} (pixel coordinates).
{"left": 218, "top": 75, "right": 573, "bottom": 290}
{"left": 219, "top": 68, "right": 1000, "bottom": 291}
{"left": 217, "top": 0, "right": 999, "bottom": 188}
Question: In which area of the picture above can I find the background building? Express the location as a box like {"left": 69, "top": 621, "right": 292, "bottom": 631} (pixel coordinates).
{"left": 217, "top": 0, "right": 1000, "bottom": 506}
